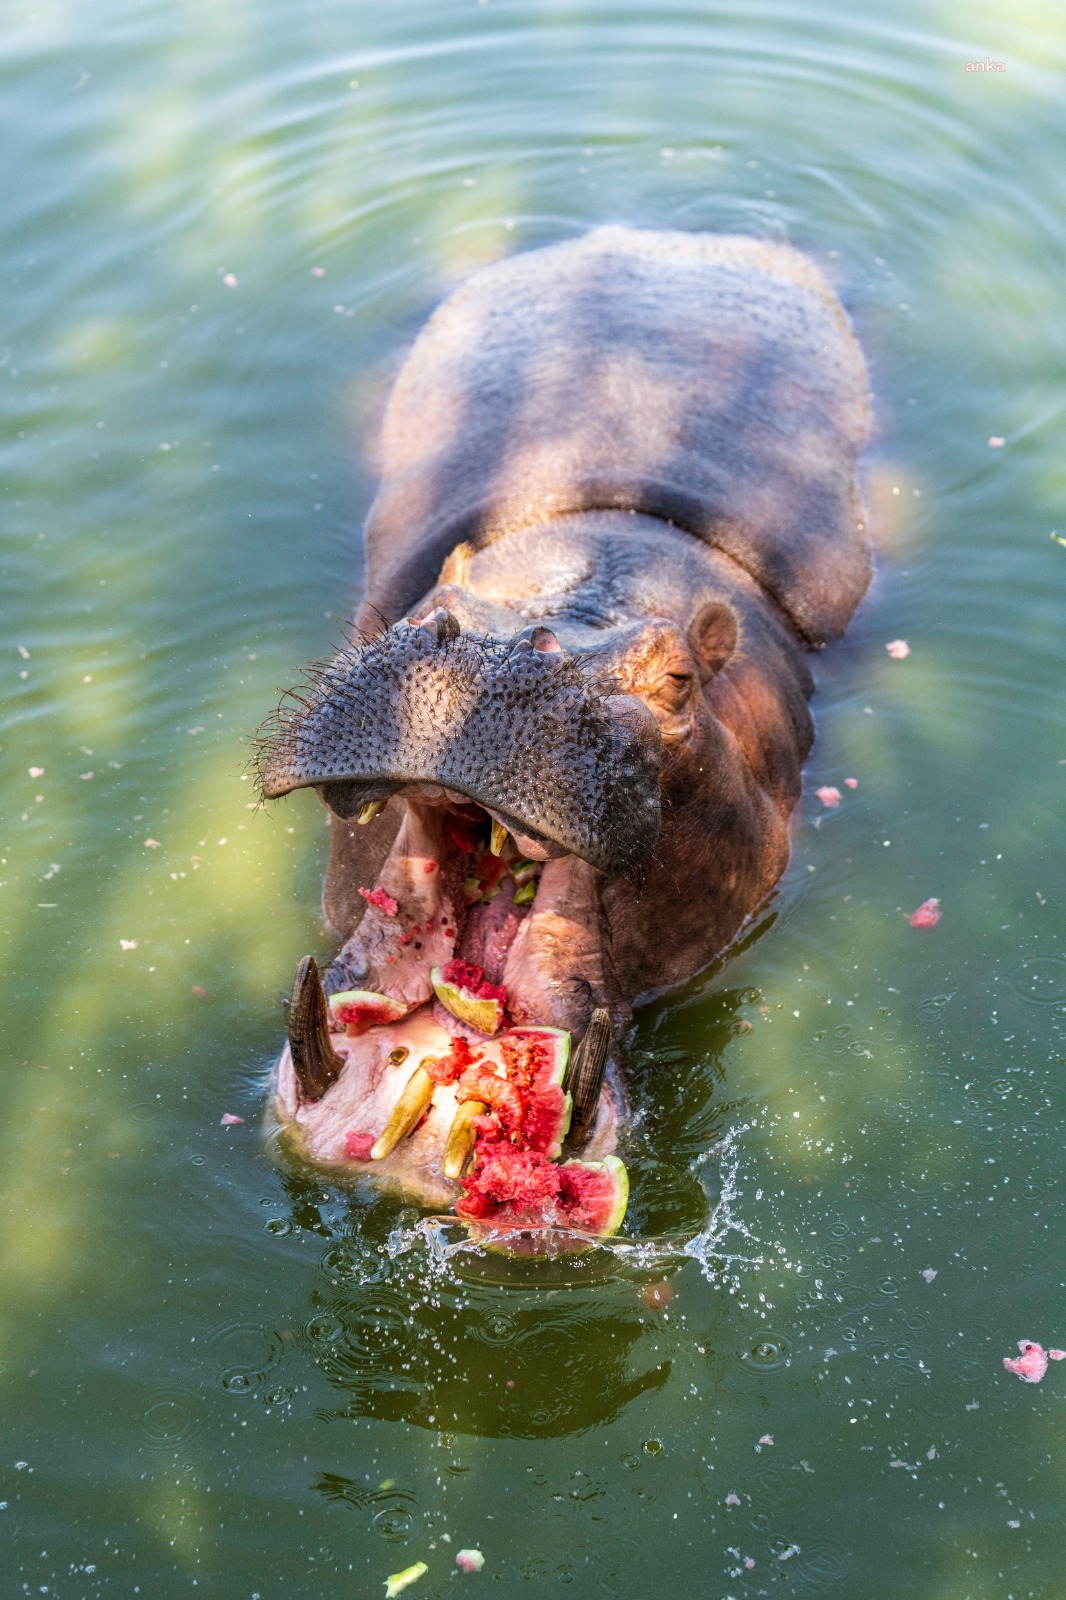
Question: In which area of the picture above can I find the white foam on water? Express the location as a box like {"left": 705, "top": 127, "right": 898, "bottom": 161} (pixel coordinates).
{"left": 682, "top": 1119, "right": 766, "bottom": 1289}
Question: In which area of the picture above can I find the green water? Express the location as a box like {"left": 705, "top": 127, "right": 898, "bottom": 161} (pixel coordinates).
{"left": 3, "top": 0, "right": 1065, "bottom": 1594}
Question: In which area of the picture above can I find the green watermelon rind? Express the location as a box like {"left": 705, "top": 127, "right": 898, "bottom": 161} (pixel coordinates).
{"left": 328, "top": 989, "right": 406, "bottom": 1026}
{"left": 556, "top": 1090, "right": 573, "bottom": 1157}
{"left": 560, "top": 1154, "right": 629, "bottom": 1236}
{"left": 430, "top": 965, "right": 505, "bottom": 1035}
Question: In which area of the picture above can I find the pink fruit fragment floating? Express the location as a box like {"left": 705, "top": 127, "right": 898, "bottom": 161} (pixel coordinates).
{"left": 1003, "top": 1341, "right": 1065, "bottom": 1383}
{"left": 455, "top": 1550, "right": 484, "bottom": 1574}
{"left": 220, "top": 1113, "right": 244, "bottom": 1126}
{"left": 909, "top": 898, "right": 941, "bottom": 929}
{"left": 815, "top": 785, "right": 841, "bottom": 808}
{"left": 844, "top": 777, "right": 858, "bottom": 789}
{"left": 1003, "top": 1341, "right": 1063, "bottom": 1382}
{"left": 886, "top": 639, "right": 911, "bottom": 659}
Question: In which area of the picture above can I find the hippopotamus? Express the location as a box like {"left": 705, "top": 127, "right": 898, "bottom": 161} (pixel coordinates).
{"left": 257, "top": 225, "right": 871, "bottom": 1225}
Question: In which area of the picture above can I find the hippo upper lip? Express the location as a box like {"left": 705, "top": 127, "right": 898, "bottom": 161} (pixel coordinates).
{"left": 256, "top": 622, "right": 663, "bottom": 876}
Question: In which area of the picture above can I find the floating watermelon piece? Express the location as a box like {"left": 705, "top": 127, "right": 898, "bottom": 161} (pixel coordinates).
{"left": 556, "top": 1156, "right": 629, "bottom": 1234}
{"left": 329, "top": 989, "right": 407, "bottom": 1035}
{"left": 431, "top": 960, "right": 507, "bottom": 1035}
{"left": 455, "top": 1147, "right": 628, "bottom": 1238}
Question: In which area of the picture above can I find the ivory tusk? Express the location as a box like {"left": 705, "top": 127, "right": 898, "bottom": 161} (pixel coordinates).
{"left": 371, "top": 1065, "right": 434, "bottom": 1160}
{"left": 489, "top": 819, "right": 508, "bottom": 857}
{"left": 442, "top": 1099, "right": 487, "bottom": 1180}
{"left": 357, "top": 799, "right": 388, "bottom": 825}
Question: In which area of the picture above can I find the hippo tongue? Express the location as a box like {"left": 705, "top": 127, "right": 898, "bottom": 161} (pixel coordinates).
{"left": 456, "top": 879, "right": 528, "bottom": 984}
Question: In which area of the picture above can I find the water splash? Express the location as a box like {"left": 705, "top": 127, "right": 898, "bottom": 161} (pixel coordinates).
{"left": 380, "top": 1117, "right": 762, "bottom": 1289}
{"left": 682, "top": 1120, "right": 766, "bottom": 1289}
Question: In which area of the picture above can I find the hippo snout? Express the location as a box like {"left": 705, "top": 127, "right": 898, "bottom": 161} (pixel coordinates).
{"left": 258, "top": 611, "right": 662, "bottom": 877}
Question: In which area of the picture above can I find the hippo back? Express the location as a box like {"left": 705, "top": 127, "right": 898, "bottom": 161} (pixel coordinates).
{"left": 363, "top": 226, "right": 871, "bottom": 647}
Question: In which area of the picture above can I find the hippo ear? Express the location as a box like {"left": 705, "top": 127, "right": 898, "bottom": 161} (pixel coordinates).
{"left": 689, "top": 601, "right": 738, "bottom": 681}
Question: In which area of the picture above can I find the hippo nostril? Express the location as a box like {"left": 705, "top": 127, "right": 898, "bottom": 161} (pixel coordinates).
{"left": 419, "top": 606, "right": 461, "bottom": 644}
{"left": 513, "top": 623, "right": 563, "bottom": 654}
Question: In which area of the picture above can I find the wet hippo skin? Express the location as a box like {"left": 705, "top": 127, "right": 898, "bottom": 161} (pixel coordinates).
{"left": 257, "top": 226, "right": 871, "bottom": 1204}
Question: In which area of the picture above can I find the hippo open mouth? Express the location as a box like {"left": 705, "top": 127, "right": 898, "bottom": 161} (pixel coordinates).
{"left": 257, "top": 608, "right": 662, "bottom": 1227}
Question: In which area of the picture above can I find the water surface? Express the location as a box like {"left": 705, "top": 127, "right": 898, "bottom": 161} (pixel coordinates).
{"left": 2, "top": 0, "right": 1065, "bottom": 1594}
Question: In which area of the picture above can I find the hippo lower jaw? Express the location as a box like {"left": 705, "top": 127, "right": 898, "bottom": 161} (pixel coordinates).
{"left": 273, "top": 788, "right": 624, "bottom": 1211}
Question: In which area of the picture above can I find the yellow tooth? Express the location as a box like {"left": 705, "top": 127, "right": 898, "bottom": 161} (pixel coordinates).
{"left": 357, "top": 799, "right": 388, "bottom": 825}
{"left": 371, "top": 1066, "right": 434, "bottom": 1160}
{"left": 489, "top": 819, "right": 508, "bottom": 856}
{"left": 442, "top": 1100, "right": 487, "bottom": 1180}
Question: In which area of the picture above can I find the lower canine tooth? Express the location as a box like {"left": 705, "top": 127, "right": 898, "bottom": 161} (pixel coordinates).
{"left": 371, "top": 1065, "right": 434, "bottom": 1160}
{"left": 442, "top": 1100, "right": 487, "bottom": 1180}
{"left": 489, "top": 819, "right": 508, "bottom": 856}
{"left": 357, "top": 799, "right": 387, "bottom": 825}
{"left": 565, "top": 1007, "right": 611, "bottom": 1145}
{"left": 288, "top": 955, "right": 345, "bottom": 1101}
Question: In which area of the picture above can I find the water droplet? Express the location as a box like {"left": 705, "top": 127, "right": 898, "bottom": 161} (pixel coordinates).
{"left": 1011, "top": 956, "right": 1066, "bottom": 1004}
{"left": 739, "top": 1334, "right": 792, "bottom": 1372}
{"left": 142, "top": 1390, "right": 200, "bottom": 1446}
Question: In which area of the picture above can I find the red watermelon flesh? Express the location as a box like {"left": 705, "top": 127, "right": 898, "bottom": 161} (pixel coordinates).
{"left": 329, "top": 989, "right": 407, "bottom": 1036}
{"left": 422, "top": 1035, "right": 480, "bottom": 1086}
{"left": 451, "top": 1027, "right": 622, "bottom": 1233}
{"left": 456, "top": 1063, "right": 524, "bottom": 1129}
{"left": 519, "top": 1082, "right": 571, "bottom": 1158}
{"left": 455, "top": 1146, "right": 628, "bottom": 1236}
{"left": 498, "top": 1028, "right": 571, "bottom": 1157}
{"left": 499, "top": 1028, "right": 569, "bottom": 1091}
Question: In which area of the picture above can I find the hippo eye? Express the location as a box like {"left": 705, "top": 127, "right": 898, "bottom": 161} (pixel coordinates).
{"left": 654, "top": 672, "right": 695, "bottom": 714}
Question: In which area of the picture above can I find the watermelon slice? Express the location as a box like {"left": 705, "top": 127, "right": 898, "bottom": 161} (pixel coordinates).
{"left": 431, "top": 960, "right": 507, "bottom": 1035}
{"left": 328, "top": 989, "right": 407, "bottom": 1036}
{"left": 499, "top": 1027, "right": 571, "bottom": 1158}
{"left": 500, "top": 1026, "right": 570, "bottom": 1087}
{"left": 557, "top": 1155, "right": 629, "bottom": 1234}
{"left": 455, "top": 1147, "right": 628, "bottom": 1237}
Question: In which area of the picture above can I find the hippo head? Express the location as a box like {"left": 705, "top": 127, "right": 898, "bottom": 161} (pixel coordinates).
{"left": 259, "top": 604, "right": 662, "bottom": 877}
{"left": 256, "top": 515, "right": 811, "bottom": 1219}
